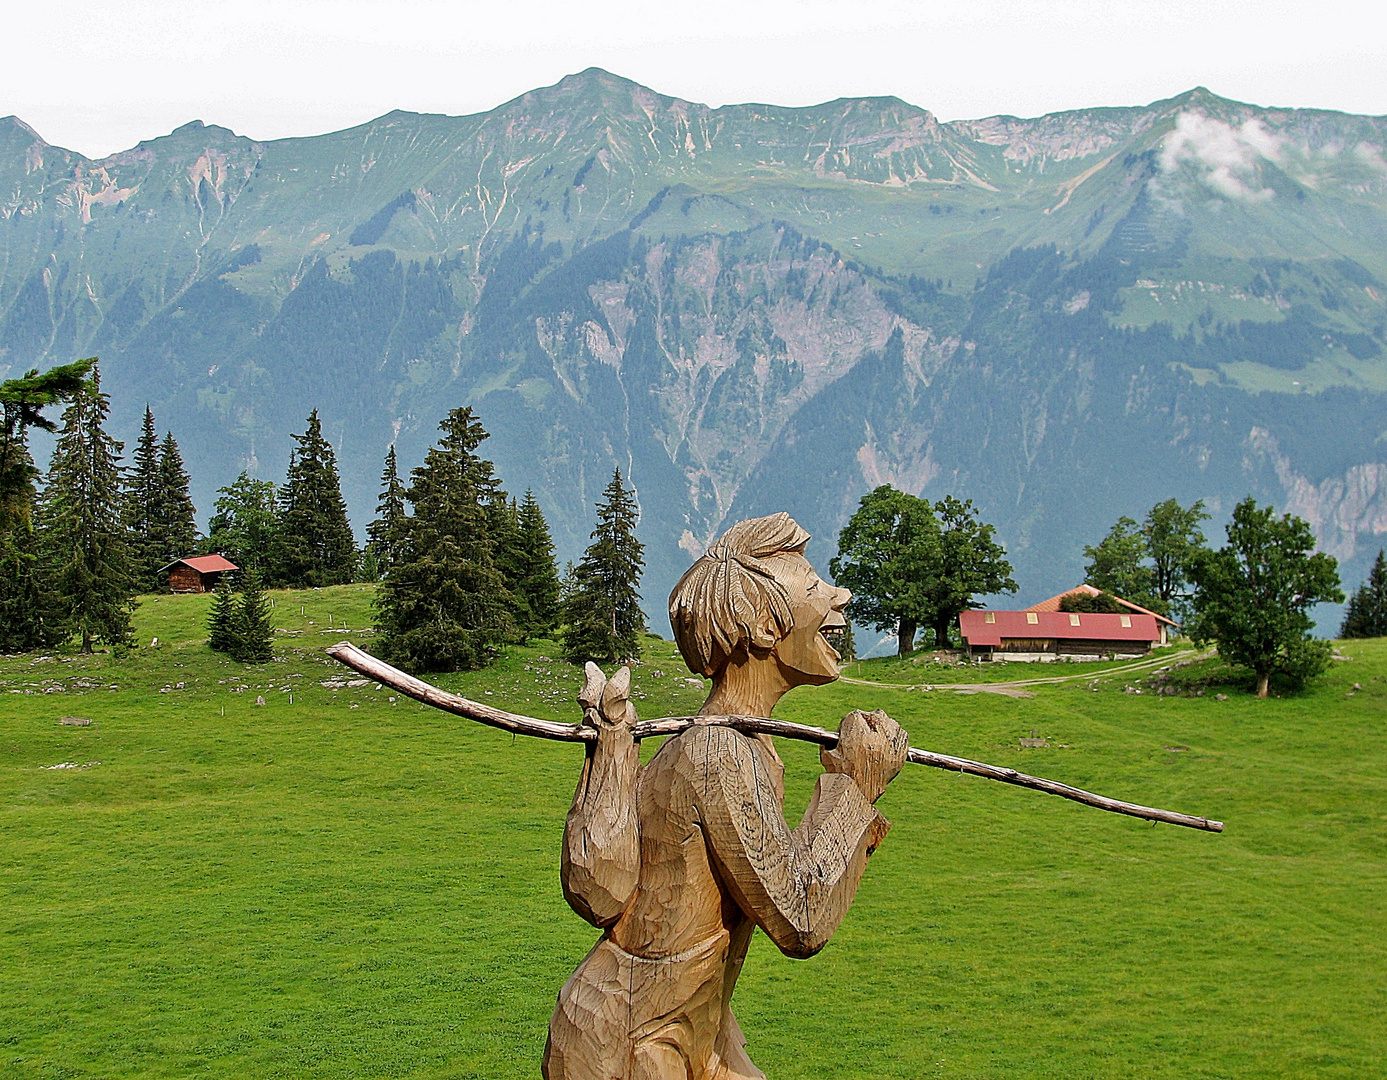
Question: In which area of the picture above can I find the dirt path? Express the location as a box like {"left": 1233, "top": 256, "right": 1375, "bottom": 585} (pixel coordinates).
{"left": 839, "top": 648, "right": 1210, "bottom": 697}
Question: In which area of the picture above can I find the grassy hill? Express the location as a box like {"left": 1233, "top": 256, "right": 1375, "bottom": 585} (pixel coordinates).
{"left": 2, "top": 585, "right": 1383, "bottom": 1078}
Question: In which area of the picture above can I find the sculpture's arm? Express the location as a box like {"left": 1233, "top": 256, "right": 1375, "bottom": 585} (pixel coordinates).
{"left": 694, "top": 722, "right": 894, "bottom": 960}
{"left": 559, "top": 664, "right": 641, "bottom": 927}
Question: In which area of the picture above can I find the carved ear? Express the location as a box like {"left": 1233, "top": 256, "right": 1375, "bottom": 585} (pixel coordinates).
{"left": 579, "top": 662, "right": 606, "bottom": 710}
{"left": 602, "top": 665, "right": 632, "bottom": 714}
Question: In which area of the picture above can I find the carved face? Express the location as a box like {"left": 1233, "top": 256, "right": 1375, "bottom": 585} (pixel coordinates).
{"left": 769, "top": 552, "right": 852, "bottom": 685}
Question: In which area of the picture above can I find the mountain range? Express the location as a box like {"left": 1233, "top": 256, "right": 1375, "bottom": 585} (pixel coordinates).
{"left": 3, "top": 68, "right": 1385, "bottom": 634}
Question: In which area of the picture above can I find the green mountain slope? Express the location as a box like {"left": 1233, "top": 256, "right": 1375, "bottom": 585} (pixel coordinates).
{"left": 2, "top": 70, "right": 1385, "bottom": 626}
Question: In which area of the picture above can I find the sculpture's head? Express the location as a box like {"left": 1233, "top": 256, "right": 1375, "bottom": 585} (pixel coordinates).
{"left": 668, "top": 513, "right": 851, "bottom": 688}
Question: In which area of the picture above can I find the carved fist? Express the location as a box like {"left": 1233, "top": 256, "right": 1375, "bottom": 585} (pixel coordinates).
{"left": 579, "top": 662, "right": 637, "bottom": 730}
{"left": 820, "top": 709, "right": 907, "bottom": 804}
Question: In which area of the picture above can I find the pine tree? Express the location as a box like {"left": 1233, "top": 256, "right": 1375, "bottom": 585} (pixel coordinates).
{"left": 230, "top": 570, "right": 274, "bottom": 664}
{"left": 156, "top": 431, "right": 198, "bottom": 565}
{"left": 365, "top": 444, "right": 407, "bottom": 576}
{"left": 44, "top": 365, "right": 133, "bottom": 653}
{"left": 271, "top": 409, "right": 357, "bottom": 587}
{"left": 375, "top": 406, "right": 513, "bottom": 673}
{"left": 207, "top": 571, "right": 238, "bottom": 653}
{"left": 514, "top": 490, "right": 562, "bottom": 641}
{"left": 1341, "top": 549, "right": 1387, "bottom": 638}
{"left": 561, "top": 468, "right": 646, "bottom": 665}
{"left": 488, "top": 493, "right": 528, "bottom": 639}
{"left": 124, "top": 406, "right": 164, "bottom": 591}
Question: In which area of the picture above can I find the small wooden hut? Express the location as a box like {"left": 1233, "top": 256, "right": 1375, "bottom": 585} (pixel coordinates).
{"left": 160, "top": 554, "right": 238, "bottom": 594}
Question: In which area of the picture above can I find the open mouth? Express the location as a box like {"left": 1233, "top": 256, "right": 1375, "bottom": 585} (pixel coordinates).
{"left": 819, "top": 616, "right": 847, "bottom": 659}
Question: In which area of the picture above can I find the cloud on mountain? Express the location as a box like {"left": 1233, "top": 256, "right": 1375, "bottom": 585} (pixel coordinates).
{"left": 1160, "top": 111, "right": 1283, "bottom": 201}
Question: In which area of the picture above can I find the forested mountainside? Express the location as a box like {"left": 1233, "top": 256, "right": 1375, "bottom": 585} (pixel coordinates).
{"left": 3, "top": 68, "right": 1385, "bottom": 626}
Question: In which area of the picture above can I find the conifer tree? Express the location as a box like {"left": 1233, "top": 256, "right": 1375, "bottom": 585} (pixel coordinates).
{"left": 157, "top": 432, "right": 198, "bottom": 565}
{"left": 488, "top": 492, "right": 528, "bottom": 638}
{"left": 207, "top": 571, "right": 238, "bottom": 653}
{"left": 0, "top": 360, "right": 89, "bottom": 653}
{"left": 1341, "top": 549, "right": 1387, "bottom": 639}
{"left": 365, "top": 444, "right": 407, "bottom": 577}
{"left": 1, "top": 358, "right": 93, "bottom": 538}
{"left": 271, "top": 410, "right": 357, "bottom": 587}
{"left": 44, "top": 365, "right": 133, "bottom": 653}
{"left": 561, "top": 468, "right": 646, "bottom": 664}
{"left": 230, "top": 569, "right": 274, "bottom": 663}
{"left": 375, "top": 406, "right": 513, "bottom": 672}
{"left": 124, "top": 406, "right": 164, "bottom": 590}
{"left": 514, "top": 490, "right": 562, "bottom": 641}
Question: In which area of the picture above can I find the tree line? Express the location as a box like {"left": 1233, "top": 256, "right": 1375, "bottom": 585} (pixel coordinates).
{"left": 0, "top": 358, "right": 647, "bottom": 670}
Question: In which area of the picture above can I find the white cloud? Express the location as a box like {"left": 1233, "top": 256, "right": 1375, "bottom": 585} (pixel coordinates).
{"left": 1159, "top": 112, "right": 1284, "bottom": 202}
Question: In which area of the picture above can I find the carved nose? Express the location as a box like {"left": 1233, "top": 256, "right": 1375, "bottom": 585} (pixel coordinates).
{"left": 833, "top": 587, "right": 851, "bottom": 609}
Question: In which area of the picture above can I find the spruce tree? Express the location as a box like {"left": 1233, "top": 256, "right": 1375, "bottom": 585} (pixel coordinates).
{"left": 365, "top": 444, "right": 407, "bottom": 576}
{"left": 0, "top": 511, "right": 63, "bottom": 654}
{"left": 561, "top": 468, "right": 646, "bottom": 665}
{"left": 230, "top": 570, "right": 274, "bottom": 664}
{"left": 124, "top": 406, "right": 164, "bottom": 591}
{"left": 1341, "top": 550, "right": 1387, "bottom": 639}
{"left": 271, "top": 410, "right": 357, "bottom": 587}
{"left": 514, "top": 490, "right": 562, "bottom": 641}
{"left": 375, "top": 406, "right": 513, "bottom": 672}
{"left": 207, "top": 571, "right": 238, "bottom": 653}
{"left": 44, "top": 365, "right": 133, "bottom": 653}
{"left": 157, "top": 432, "right": 198, "bottom": 565}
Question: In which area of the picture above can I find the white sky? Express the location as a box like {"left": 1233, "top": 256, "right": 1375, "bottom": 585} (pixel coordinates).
{"left": 5, "top": 0, "right": 1386, "bottom": 159}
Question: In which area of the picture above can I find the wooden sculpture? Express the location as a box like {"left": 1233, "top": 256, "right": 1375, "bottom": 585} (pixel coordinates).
{"left": 325, "top": 511, "right": 1224, "bottom": 1079}
{"left": 544, "top": 513, "right": 906, "bottom": 1080}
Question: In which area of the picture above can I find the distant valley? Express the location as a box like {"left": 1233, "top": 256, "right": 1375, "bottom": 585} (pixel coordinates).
{"left": 3, "top": 68, "right": 1385, "bottom": 628}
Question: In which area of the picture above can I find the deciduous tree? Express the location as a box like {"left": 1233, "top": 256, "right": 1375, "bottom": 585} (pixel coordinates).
{"left": 1083, "top": 516, "right": 1159, "bottom": 611}
{"left": 1187, "top": 498, "right": 1343, "bottom": 697}
{"left": 923, "top": 495, "right": 1017, "bottom": 648}
{"left": 1144, "top": 498, "right": 1209, "bottom": 617}
{"left": 205, "top": 473, "right": 277, "bottom": 573}
{"left": 830, "top": 486, "right": 940, "bottom": 655}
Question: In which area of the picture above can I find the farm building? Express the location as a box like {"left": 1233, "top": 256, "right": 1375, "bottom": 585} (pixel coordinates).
{"left": 159, "top": 554, "right": 238, "bottom": 594}
{"left": 1026, "top": 584, "right": 1178, "bottom": 645}
{"left": 958, "top": 608, "right": 1163, "bottom": 662}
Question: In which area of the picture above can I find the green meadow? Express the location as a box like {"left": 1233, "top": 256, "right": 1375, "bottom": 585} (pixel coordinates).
{"left": 2, "top": 586, "right": 1383, "bottom": 1078}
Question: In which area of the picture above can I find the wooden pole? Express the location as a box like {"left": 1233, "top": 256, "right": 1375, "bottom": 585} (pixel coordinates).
{"left": 326, "top": 641, "right": 1224, "bottom": 833}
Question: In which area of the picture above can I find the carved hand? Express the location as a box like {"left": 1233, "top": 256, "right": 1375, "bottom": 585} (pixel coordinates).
{"left": 820, "top": 709, "right": 908, "bottom": 804}
{"left": 579, "top": 662, "right": 637, "bottom": 731}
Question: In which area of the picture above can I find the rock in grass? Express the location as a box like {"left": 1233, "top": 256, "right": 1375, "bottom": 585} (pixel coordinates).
{"left": 58, "top": 716, "right": 93, "bottom": 726}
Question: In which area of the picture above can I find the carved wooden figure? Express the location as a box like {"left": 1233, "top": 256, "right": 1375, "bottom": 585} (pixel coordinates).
{"left": 543, "top": 513, "right": 909, "bottom": 1080}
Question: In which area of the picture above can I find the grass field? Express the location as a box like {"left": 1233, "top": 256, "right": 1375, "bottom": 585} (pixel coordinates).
{"left": 2, "top": 585, "right": 1384, "bottom": 1078}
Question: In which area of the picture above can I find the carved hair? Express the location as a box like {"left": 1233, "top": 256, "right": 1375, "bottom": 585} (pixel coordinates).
{"left": 668, "top": 512, "right": 812, "bottom": 676}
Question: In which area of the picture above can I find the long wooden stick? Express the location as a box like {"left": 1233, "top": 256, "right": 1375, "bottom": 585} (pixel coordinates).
{"left": 326, "top": 641, "right": 1224, "bottom": 833}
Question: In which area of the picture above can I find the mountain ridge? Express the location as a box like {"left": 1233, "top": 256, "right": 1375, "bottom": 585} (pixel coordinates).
{"left": 3, "top": 69, "right": 1385, "bottom": 632}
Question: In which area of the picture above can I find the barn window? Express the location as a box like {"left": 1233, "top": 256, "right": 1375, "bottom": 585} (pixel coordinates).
{"left": 1120, "top": 615, "right": 1132, "bottom": 628}
{"left": 984, "top": 612, "right": 995, "bottom": 624}
{"left": 1026, "top": 612, "right": 1038, "bottom": 625}
{"left": 1069, "top": 613, "right": 1080, "bottom": 626}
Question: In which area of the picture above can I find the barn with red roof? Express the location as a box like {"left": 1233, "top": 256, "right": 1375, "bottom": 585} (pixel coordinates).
{"left": 159, "top": 554, "right": 238, "bottom": 594}
{"left": 959, "top": 583, "right": 1176, "bottom": 662}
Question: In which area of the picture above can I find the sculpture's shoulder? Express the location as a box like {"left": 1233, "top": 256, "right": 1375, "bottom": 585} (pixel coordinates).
{"left": 646, "top": 724, "right": 779, "bottom": 802}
